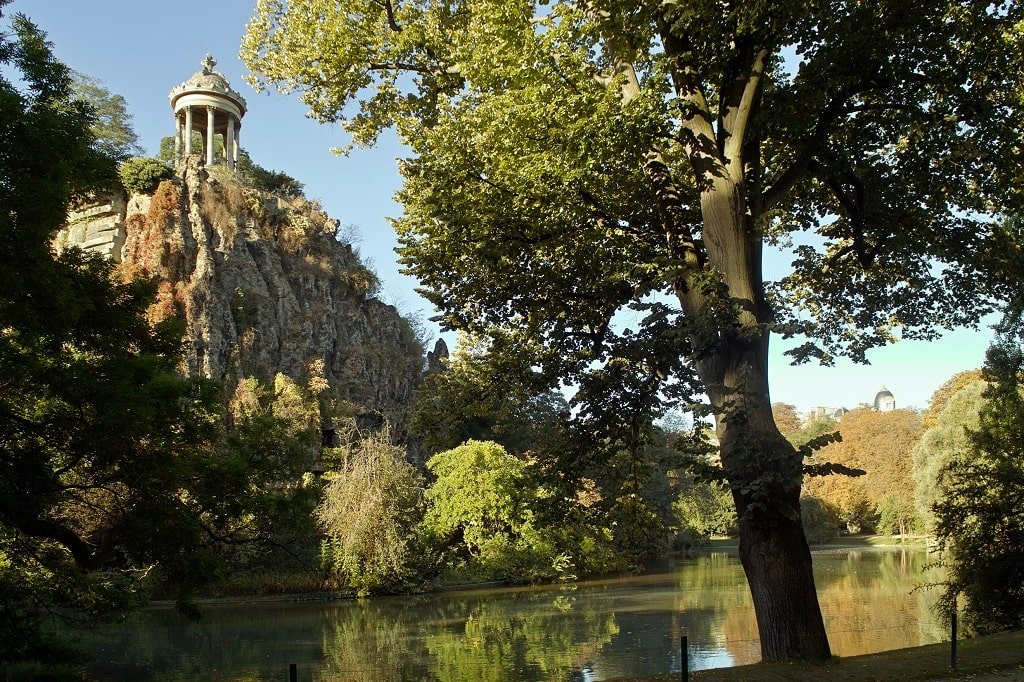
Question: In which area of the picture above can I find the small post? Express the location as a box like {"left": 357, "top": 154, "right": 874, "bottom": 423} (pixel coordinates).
{"left": 289, "top": 663, "right": 297, "bottom": 682}
{"left": 681, "top": 629, "right": 689, "bottom": 682}
{"left": 950, "top": 607, "right": 958, "bottom": 671}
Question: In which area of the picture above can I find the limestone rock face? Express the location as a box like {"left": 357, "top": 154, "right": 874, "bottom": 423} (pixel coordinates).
{"left": 58, "top": 158, "right": 424, "bottom": 429}
{"left": 57, "top": 193, "right": 128, "bottom": 262}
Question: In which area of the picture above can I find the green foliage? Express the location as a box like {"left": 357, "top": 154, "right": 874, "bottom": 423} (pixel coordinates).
{"left": 70, "top": 71, "right": 141, "bottom": 162}
{"left": 0, "top": 11, "right": 320, "bottom": 661}
{"left": 912, "top": 379, "right": 986, "bottom": 531}
{"left": 118, "top": 156, "right": 173, "bottom": 194}
{"left": 876, "top": 494, "right": 922, "bottom": 537}
{"left": 236, "top": 149, "right": 304, "bottom": 198}
{"left": 0, "top": 10, "right": 195, "bottom": 660}
{"left": 933, "top": 307, "right": 1024, "bottom": 633}
{"left": 800, "top": 497, "right": 840, "bottom": 545}
{"left": 791, "top": 416, "right": 840, "bottom": 449}
{"left": 424, "top": 441, "right": 563, "bottom": 582}
{"left": 411, "top": 333, "right": 569, "bottom": 455}
{"left": 243, "top": 0, "right": 1024, "bottom": 659}
{"left": 317, "top": 428, "right": 424, "bottom": 595}
{"left": 217, "top": 375, "right": 323, "bottom": 572}
{"left": 158, "top": 132, "right": 204, "bottom": 162}
{"left": 673, "top": 479, "right": 737, "bottom": 546}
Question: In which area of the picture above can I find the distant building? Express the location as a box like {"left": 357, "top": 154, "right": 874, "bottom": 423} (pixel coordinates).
{"left": 873, "top": 386, "right": 896, "bottom": 412}
{"left": 805, "top": 387, "right": 895, "bottom": 422}
{"left": 806, "top": 406, "right": 850, "bottom": 421}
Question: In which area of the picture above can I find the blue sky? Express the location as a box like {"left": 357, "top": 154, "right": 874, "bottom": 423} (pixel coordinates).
{"left": 18, "top": 0, "right": 996, "bottom": 414}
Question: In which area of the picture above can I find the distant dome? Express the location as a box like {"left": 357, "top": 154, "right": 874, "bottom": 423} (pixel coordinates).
{"left": 873, "top": 387, "right": 896, "bottom": 411}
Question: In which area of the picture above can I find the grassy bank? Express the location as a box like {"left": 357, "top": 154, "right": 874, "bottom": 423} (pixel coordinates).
{"left": 617, "top": 629, "right": 1024, "bottom": 681}
{"left": 700, "top": 534, "right": 930, "bottom": 553}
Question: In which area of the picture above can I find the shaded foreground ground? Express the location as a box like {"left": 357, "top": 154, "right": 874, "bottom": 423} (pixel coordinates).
{"left": 620, "top": 629, "right": 1024, "bottom": 681}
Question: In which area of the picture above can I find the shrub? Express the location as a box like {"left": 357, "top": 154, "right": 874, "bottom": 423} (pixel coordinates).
{"left": 673, "top": 479, "right": 737, "bottom": 546}
{"left": 118, "top": 157, "right": 172, "bottom": 194}
{"left": 317, "top": 429, "right": 424, "bottom": 595}
{"left": 801, "top": 496, "right": 840, "bottom": 544}
{"left": 236, "top": 149, "right": 304, "bottom": 197}
{"left": 423, "top": 440, "right": 563, "bottom": 582}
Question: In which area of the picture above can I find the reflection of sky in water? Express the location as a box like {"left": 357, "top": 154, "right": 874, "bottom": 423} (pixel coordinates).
{"left": 72, "top": 548, "right": 943, "bottom": 681}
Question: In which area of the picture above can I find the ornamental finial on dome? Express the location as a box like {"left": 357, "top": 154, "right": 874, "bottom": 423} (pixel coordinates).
{"left": 201, "top": 53, "right": 217, "bottom": 75}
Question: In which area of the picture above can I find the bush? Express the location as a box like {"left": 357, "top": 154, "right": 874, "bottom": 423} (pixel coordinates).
{"left": 673, "top": 479, "right": 737, "bottom": 546}
{"left": 317, "top": 429, "right": 424, "bottom": 595}
{"left": 423, "top": 440, "right": 563, "bottom": 582}
{"left": 236, "top": 149, "right": 304, "bottom": 197}
{"left": 801, "top": 496, "right": 840, "bottom": 544}
{"left": 118, "top": 157, "right": 172, "bottom": 194}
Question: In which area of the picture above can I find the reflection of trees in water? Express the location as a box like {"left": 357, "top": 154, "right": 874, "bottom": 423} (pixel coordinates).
{"left": 815, "top": 549, "right": 946, "bottom": 656}
{"left": 648, "top": 550, "right": 948, "bottom": 668}
{"left": 422, "top": 592, "right": 619, "bottom": 682}
{"left": 672, "top": 553, "right": 757, "bottom": 667}
{"left": 75, "top": 550, "right": 947, "bottom": 680}
{"left": 317, "top": 599, "right": 433, "bottom": 680}
{"left": 317, "top": 589, "right": 620, "bottom": 682}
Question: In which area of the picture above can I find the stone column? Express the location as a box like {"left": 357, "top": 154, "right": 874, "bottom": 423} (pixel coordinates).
{"left": 225, "top": 114, "right": 236, "bottom": 171}
{"left": 173, "top": 113, "right": 182, "bottom": 162}
{"left": 205, "top": 106, "right": 216, "bottom": 166}
{"left": 233, "top": 120, "right": 240, "bottom": 165}
{"left": 184, "top": 106, "right": 193, "bottom": 155}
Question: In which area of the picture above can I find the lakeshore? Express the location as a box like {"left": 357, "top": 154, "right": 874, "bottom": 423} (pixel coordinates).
{"left": 624, "top": 628, "right": 1024, "bottom": 681}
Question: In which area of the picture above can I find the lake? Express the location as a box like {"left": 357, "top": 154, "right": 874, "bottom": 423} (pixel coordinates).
{"left": 75, "top": 547, "right": 945, "bottom": 681}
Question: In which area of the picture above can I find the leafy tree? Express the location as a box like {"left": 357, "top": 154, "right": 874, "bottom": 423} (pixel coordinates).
{"left": 217, "top": 375, "right": 324, "bottom": 572}
{"left": 912, "top": 378, "right": 986, "bottom": 531}
{"left": 236, "top": 149, "right": 304, "bottom": 198}
{"left": 317, "top": 427, "right": 425, "bottom": 595}
{"left": 0, "top": 9, "right": 218, "bottom": 660}
{"left": 771, "top": 403, "right": 802, "bottom": 441}
{"left": 70, "top": 72, "right": 142, "bottom": 162}
{"left": 423, "top": 441, "right": 561, "bottom": 582}
{"left": 803, "top": 408, "right": 922, "bottom": 533}
{"left": 876, "top": 493, "right": 918, "bottom": 538}
{"left": 243, "top": 0, "right": 1024, "bottom": 660}
{"left": 933, "top": 307, "right": 1024, "bottom": 633}
{"left": 673, "top": 478, "right": 737, "bottom": 545}
{"left": 411, "top": 333, "right": 569, "bottom": 455}
{"left": 799, "top": 496, "right": 840, "bottom": 545}
{"left": 921, "top": 369, "right": 984, "bottom": 429}
{"left": 0, "top": 10, "right": 319, "bottom": 661}
{"left": 158, "top": 131, "right": 205, "bottom": 162}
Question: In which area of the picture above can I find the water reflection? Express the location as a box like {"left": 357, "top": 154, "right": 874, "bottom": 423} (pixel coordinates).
{"left": 71, "top": 548, "right": 944, "bottom": 681}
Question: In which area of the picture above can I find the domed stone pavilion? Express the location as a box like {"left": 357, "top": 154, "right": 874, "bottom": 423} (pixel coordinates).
{"left": 169, "top": 54, "right": 246, "bottom": 169}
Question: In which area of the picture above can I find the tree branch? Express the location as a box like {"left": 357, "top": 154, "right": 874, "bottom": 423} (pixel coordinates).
{"left": 722, "top": 44, "right": 769, "bottom": 178}
{"left": 762, "top": 72, "right": 886, "bottom": 211}
{"left": 370, "top": 0, "right": 402, "bottom": 32}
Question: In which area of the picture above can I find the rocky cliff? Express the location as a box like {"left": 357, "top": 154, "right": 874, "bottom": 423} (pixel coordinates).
{"left": 57, "top": 158, "right": 424, "bottom": 429}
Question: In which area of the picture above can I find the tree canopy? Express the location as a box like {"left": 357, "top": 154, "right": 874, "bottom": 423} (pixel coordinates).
{"left": 0, "top": 8, "right": 315, "bottom": 661}
{"left": 70, "top": 72, "right": 142, "bottom": 162}
{"left": 933, "top": 307, "right": 1024, "bottom": 633}
{"left": 803, "top": 408, "right": 922, "bottom": 532}
{"left": 913, "top": 377, "right": 987, "bottom": 531}
{"left": 243, "top": 0, "right": 1024, "bottom": 661}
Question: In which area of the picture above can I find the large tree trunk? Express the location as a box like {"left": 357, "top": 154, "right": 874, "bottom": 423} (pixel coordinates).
{"left": 650, "top": 65, "right": 832, "bottom": 654}
{"left": 699, "top": 328, "right": 832, "bottom": 662}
